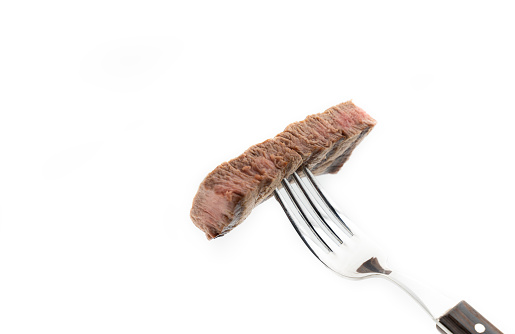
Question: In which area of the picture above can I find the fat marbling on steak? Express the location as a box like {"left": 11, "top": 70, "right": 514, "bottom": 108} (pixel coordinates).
{"left": 190, "top": 101, "right": 376, "bottom": 239}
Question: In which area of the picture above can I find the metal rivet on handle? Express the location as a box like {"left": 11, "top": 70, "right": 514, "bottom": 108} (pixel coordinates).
{"left": 475, "top": 323, "right": 486, "bottom": 333}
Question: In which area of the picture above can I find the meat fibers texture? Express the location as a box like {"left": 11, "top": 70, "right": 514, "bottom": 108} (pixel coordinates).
{"left": 190, "top": 101, "right": 376, "bottom": 239}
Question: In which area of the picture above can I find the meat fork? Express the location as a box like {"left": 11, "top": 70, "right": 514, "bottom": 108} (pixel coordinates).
{"left": 273, "top": 167, "right": 503, "bottom": 334}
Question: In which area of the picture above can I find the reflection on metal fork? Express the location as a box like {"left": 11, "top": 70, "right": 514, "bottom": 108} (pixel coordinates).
{"left": 273, "top": 167, "right": 457, "bottom": 322}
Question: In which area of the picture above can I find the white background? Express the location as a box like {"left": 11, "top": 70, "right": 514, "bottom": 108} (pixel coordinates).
{"left": 1, "top": 1, "right": 514, "bottom": 333}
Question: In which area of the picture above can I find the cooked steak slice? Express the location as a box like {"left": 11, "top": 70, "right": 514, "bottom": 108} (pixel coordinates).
{"left": 190, "top": 101, "right": 376, "bottom": 239}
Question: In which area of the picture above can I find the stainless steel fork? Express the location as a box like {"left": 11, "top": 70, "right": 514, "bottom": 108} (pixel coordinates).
{"left": 273, "top": 167, "right": 503, "bottom": 334}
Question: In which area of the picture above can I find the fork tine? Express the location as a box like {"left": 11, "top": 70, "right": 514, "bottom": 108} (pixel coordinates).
{"left": 283, "top": 178, "right": 344, "bottom": 249}
{"left": 274, "top": 190, "right": 327, "bottom": 260}
{"left": 303, "top": 167, "right": 354, "bottom": 236}
{"left": 291, "top": 172, "right": 344, "bottom": 245}
{"left": 274, "top": 180, "right": 332, "bottom": 255}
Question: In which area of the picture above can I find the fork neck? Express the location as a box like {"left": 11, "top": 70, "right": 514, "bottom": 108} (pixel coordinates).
{"left": 383, "top": 270, "right": 458, "bottom": 321}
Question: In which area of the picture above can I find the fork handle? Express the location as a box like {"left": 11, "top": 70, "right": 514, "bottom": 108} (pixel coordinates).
{"left": 436, "top": 301, "right": 503, "bottom": 334}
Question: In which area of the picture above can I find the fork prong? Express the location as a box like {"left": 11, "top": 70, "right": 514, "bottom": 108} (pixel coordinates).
{"left": 292, "top": 172, "right": 344, "bottom": 245}
{"left": 274, "top": 180, "right": 332, "bottom": 255}
{"left": 283, "top": 179, "right": 342, "bottom": 249}
{"left": 274, "top": 190, "right": 327, "bottom": 260}
{"left": 303, "top": 167, "right": 354, "bottom": 236}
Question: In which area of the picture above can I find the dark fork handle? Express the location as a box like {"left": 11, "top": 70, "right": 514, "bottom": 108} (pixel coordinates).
{"left": 436, "top": 301, "right": 503, "bottom": 334}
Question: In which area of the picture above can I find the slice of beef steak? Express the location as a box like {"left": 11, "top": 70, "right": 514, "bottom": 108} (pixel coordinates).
{"left": 190, "top": 101, "right": 376, "bottom": 239}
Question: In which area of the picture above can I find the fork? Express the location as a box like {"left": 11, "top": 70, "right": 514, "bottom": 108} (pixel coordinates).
{"left": 273, "top": 167, "right": 503, "bottom": 334}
